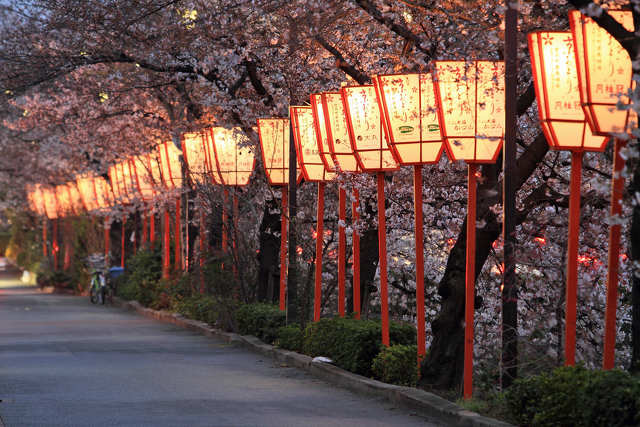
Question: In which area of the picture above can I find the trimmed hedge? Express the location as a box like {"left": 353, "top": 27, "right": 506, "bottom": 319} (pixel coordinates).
{"left": 372, "top": 344, "right": 418, "bottom": 386}
{"left": 505, "top": 365, "right": 640, "bottom": 426}
{"left": 236, "top": 303, "right": 286, "bottom": 343}
{"left": 275, "top": 324, "right": 304, "bottom": 352}
{"left": 302, "top": 317, "right": 416, "bottom": 377}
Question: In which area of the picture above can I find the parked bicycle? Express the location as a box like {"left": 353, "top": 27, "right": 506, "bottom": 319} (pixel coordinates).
{"left": 86, "top": 254, "right": 114, "bottom": 305}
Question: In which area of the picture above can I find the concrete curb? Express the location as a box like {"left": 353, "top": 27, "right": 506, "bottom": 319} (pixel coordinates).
{"left": 113, "top": 297, "right": 512, "bottom": 427}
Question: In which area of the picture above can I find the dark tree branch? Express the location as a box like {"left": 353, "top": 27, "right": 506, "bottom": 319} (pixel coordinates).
{"left": 313, "top": 36, "right": 370, "bottom": 84}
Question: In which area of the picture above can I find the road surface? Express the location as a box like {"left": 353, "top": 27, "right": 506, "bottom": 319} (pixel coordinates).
{"left": 0, "top": 282, "right": 437, "bottom": 426}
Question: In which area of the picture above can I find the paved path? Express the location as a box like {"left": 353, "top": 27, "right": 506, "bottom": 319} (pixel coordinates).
{"left": 0, "top": 285, "right": 437, "bottom": 426}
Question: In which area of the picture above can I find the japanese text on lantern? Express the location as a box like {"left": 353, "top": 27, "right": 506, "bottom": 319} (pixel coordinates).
{"left": 292, "top": 106, "right": 335, "bottom": 182}
{"left": 182, "top": 132, "right": 210, "bottom": 185}
{"left": 570, "top": 10, "right": 633, "bottom": 135}
{"left": 375, "top": 73, "right": 444, "bottom": 164}
{"left": 529, "top": 31, "right": 608, "bottom": 151}
{"left": 158, "top": 141, "right": 183, "bottom": 189}
{"left": 342, "top": 85, "right": 398, "bottom": 171}
{"left": 434, "top": 60, "right": 505, "bottom": 163}
{"left": 322, "top": 92, "right": 360, "bottom": 172}
{"left": 310, "top": 94, "right": 337, "bottom": 172}
{"left": 257, "top": 118, "right": 291, "bottom": 186}
{"left": 211, "top": 127, "right": 255, "bottom": 187}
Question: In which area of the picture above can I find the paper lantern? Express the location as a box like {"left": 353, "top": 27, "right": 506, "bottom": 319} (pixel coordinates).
{"left": 76, "top": 174, "right": 99, "bottom": 212}
{"left": 374, "top": 73, "right": 445, "bottom": 164}
{"left": 257, "top": 118, "right": 302, "bottom": 186}
{"left": 318, "top": 92, "right": 361, "bottom": 173}
{"left": 341, "top": 85, "right": 399, "bottom": 172}
{"left": 93, "top": 176, "right": 114, "bottom": 210}
{"left": 109, "top": 163, "right": 127, "bottom": 203}
{"left": 27, "top": 185, "right": 46, "bottom": 216}
{"left": 434, "top": 60, "right": 505, "bottom": 163}
{"left": 67, "top": 182, "right": 84, "bottom": 214}
{"left": 210, "top": 127, "right": 256, "bottom": 186}
{"left": 202, "top": 130, "right": 223, "bottom": 185}
{"left": 529, "top": 31, "right": 609, "bottom": 151}
{"left": 182, "top": 132, "right": 213, "bottom": 185}
{"left": 131, "top": 154, "right": 156, "bottom": 202}
{"left": 55, "top": 185, "right": 73, "bottom": 216}
{"left": 291, "top": 106, "right": 335, "bottom": 182}
{"left": 310, "top": 94, "right": 338, "bottom": 172}
{"left": 42, "top": 187, "right": 59, "bottom": 219}
{"left": 148, "top": 151, "right": 164, "bottom": 191}
{"left": 569, "top": 10, "right": 634, "bottom": 135}
{"left": 121, "top": 160, "right": 138, "bottom": 201}
{"left": 158, "top": 141, "right": 183, "bottom": 189}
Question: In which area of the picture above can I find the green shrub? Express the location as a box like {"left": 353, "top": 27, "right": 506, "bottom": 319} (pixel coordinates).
{"left": 505, "top": 365, "right": 640, "bottom": 426}
{"left": 236, "top": 303, "right": 285, "bottom": 343}
{"left": 275, "top": 324, "right": 304, "bottom": 352}
{"left": 302, "top": 317, "right": 415, "bottom": 377}
{"left": 371, "top": 344, "right": 418, "bottom": 386}
{"left": 116, "top": 247, "right": 162, "bottom": 306}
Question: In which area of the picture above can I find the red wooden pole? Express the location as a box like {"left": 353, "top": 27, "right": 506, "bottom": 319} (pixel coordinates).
{"left": 199, "top": 206, "right": 205, "bottom": 294}
{"left": 121, "top": 216, "right": 126, "bottom": 268}
{"left": 338, "top": 187, "right": 347, "bottom": 317}
{"left": 175, "top": 197, "right": 182, "bottom": 271}
{"left": 222, "top": 188, "right": 229, "bottom": 253}
{"left": 565, "top": 151, "right": 583, "bottom": 366}
{"left": 352, "top": 188, "right": 361, "bottom": 319}
{"left": 233, "top": 192, "right": 239, "bottom": 276}
{"left": 63, "top": 220, "right": 71, "bottom": 271}
{"left": 142, "top": 213, "right": 148, "bottom": 246}
{"left": 314, "top": 182, "right": 326, "bottom": 321}
{"left": 414, "top": 165, "right": 426, "bottom": 362}
{"left": 377, "top": 172, "right": 390, "bottom": 346}
{"left": 464, "top": 164, "right": 478, "bottom": 400}
{"left": 162, "top": 208, "right": 170, "bottom": 279}
{"left": 52, "top": 218, "right": 59, "bottom": 270}
{"left": 104, "top": 218, "right": 110, "bottom": 265}
{"left": 150, "top": 211, "right": 156, "bottom": 248}
{"left": 279, "top": 188, "right": 288, "bottom": 311}
{"left": 603, "top": 138, "right": 627, "bottom": 370}
{"left": 42, "top": 218, "right": 47, "bottom": 257}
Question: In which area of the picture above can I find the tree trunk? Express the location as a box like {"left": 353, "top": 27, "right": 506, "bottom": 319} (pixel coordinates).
{"left": 358, "top": 195, "right": 380, "bottom": 318}
{"left": 257, "top": 197, "right": 281, "bottom": 303}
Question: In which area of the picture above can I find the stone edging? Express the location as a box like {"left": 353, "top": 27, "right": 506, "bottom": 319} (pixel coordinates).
{"left": 113, "top": 297, "right": 513, "bottom": 427}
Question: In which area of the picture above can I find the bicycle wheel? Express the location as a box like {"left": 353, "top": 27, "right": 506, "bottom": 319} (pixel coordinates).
{"left": 90, "top": 284, "right": 99, "bottom": 304}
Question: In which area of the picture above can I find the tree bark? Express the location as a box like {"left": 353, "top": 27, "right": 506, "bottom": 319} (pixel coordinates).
{"left": 256, "top": 197, "right": 281, "bottom": 303}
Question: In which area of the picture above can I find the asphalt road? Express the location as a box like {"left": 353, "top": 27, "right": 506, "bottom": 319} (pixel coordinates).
{"left": 0, "top": 282, "right": 437, "bottom": 426}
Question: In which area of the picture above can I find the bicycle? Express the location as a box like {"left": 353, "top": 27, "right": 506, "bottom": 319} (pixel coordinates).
{"left": 89, "top": 269, "right": 107, "bottom": 304}
{"left": 86, "top": 254, "right": 114, "bottom": 305}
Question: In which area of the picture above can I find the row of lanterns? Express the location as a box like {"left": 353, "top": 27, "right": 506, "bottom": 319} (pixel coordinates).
{"left": 26, "top": 10, "right": 633, "bottom": 399}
